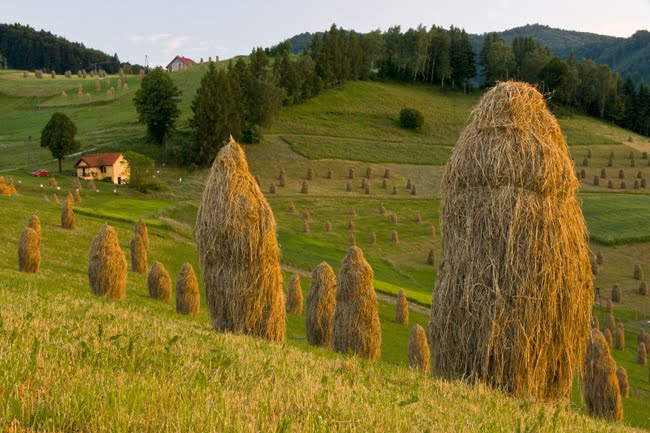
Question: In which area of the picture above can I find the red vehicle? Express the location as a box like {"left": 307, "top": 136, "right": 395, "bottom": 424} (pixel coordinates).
{"left": 31, "top": 169, "right": 49, "bottom": 177}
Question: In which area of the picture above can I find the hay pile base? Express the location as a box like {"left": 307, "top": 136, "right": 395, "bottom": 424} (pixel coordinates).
{"left": 176, "top": 262, "right": 200, "bottom": 315}
{"left": 195, "top": 137, "right": 285, "bottom": 342}
{"left": 18, "top": 228, "right": 40, "bottom": 273}
{"left": 306, "top": 262, "right": 336, "bottom": 347}
{"left": 583, "top": 328, "right": 623, "bottom": 421}
{"left": 428, "top": 82, "right": 593, "bottom": 400}
{"left": 88, "top": 225, "right": 127, "bottom": 299}
{"left": 409, "top": 324, "right": 430, "bottom": 372}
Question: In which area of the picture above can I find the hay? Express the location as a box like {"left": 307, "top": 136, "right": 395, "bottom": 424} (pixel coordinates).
{"left": 306, "top": 167, "right": 314, "bottom": 180}
{"left": 640, "top": 281, "right": 647, "bottom": 295}
{"left": 88, "top": 225, "right": 127, "bottom": 299}
{"left": 306, "top": 261, "right": 336, "bottom": 347}
{"left": 286, "top": 274, "right": 303, "bottom": 315}
{"left": 74, "top": 189, "right": 81, "bottom": 204}
{"left": 617, "top": 367, "right": 629, "bottom": 399}
{"left": 381, "top": 178, "right": 388, "bottom": 189}
{"left": 370, "top": 232, "right": 377, "bottom": 244}
{"left": 619, "top": 169, "right": 625, "bottom": 179}
{"left": 604, "top": 328, "right": 613, "bottom": 348}
{"left": 643, "top": 178, "right": 647, "bottom": 188}
{"left": 279, "top": 172, "right": 286, "bottom": 187}
{"left": 348, "top": 168, "right": 355, "bottom": 179}
{"left": 349, "top": 233, "right": 356, "bottom": 246}
{"left": 391, "top": 229, "right": 399, "bottom": 243}
{"left": 395, "top": 289, "right": 409, "bottom": 325}
{"left": 130, "top": 234, "right": 147, "bottom": 273}
{"left": 414, "top": 211, "right": 422, "bottom": 222}
{"left": 61, "top": 196, "right": 75, "bottom": 229}
{"left": 288, "top": 201, "right": 296, "bottom": 212}
{"left": 612, "top": 285, "right": 621, "bottom": 302}
{"left": 600, "top": 168, "right": 606, "bottom": 179}
{"left": 428, "top": 82, "right": 593, "bottom": 400}
{"left": 277, "top": 168, "right": 284, "bottom": 181}
{"left": 301, "top": 180, "right": 309, "bottom": 194}
{"left": 195, "top": 137, "right": 285, "bottom": 342}
{"left": 325, "top": 221, "right": 332, "bottom": 232}
{"left": 73, "top": 177, "right": 82, "bottom": 191}
{"left": 49, "top": 177, "right": 58, "bottom": 188}
{"left": 135, "top": 217, "right": 149, "bottom": 250}
{"left": 27, "top": 215, "right": 42, "bottom": 246}
{"left": 593, "top": 176, "right": 599, "bottom": 186}
{"left": 390, "top": 212, "right": 398, "bottom": 225}
{"left": 411, "top": 184, "right": 417, "bottom": 195}
{"left": 608, "top": 157, "right": 613, "bottom": 167}
{"left": 582, "top": 157, "right": 588, "bottom": 167}
{"left": 637, "top": 342, "right": 647, "bottom": 365}
{"left": 378, "top": 203, "right": 386, "bottom": 215}
{"left": 615, "top": 324, "right": 625, "bottom": 350}
{"left": 587, "top": 149, "right": 592, "bottom": 158}
{"left": 346, "top": 182, "right": 352, "bottom": 192}
{"left": 7, "top": 178, "right": 16, "bottom": 195}
{"left": 350, "top": 207, "right": 357, "bottom": 216}
{"left": 392, "top": 186, "right": 398, "bottom": 195}
{"left": 427, "top": 249, "right": 435, "bottom": 265}
{"left": 429, "top": 225, "right": 436, "bottom": 236}
{"left": 326, "top": 169, "right": 333, "bottom": 179}
{"left": 347, "top": 219, "right": 355, "bottom": 230}
{"left": 591, "top": 315, "right": 599, "bottom": 330}
{"left": 580, "top": 169, "right": 586, "bottom": 179}
{"left": 303, "top": 220, "right": 310, "bottom": 233}
{"left": 148, "top": 260, "right": 171, "bottom": 301}
{"left": 365, "top": 167, "right": 372, "bottom": 179}
{"left": 302, "top": 210, "right": 310, "bottom": 220}
{"left": 638, "top": 171, "right": 643, "bottom": 179}
{"left": 53, "top": 193, "right": 59, "bottom": 204}
{"left": 254, "top": 175, "right": 261, "bottom": 187}
{"left": 606, "top": 313, "right": 616, "bottom": 335}
{"left": 332, "top": 246, "right": 381, "bottom": 360}
{"left": 384, "top": 168, "right": 390, "bottom": 179}
{"left": 608, "top": 180, "right": 613, "bottom": 189}
{"left": 406, "top": 179, "right": 412, "bottom": 189}
{"left": 596, "top": 251, "right": 603, "bottom": 265}
{"left": 18, "top": 228, "right": 40, "bottom": 273}
{"left": 634, "top": 264, "right": 643, "bottom": 280}
{"left": 409, "top": 324, "right": 430, "bottom": 372}
{"left": 631, "top": 159, "right": 636, "bottom": 168}
{"left": 361, "top": 178, "right": 368, "bottom": 189}
{"left": 607, "top": 299, "right": 613, "bottom": 314}
{"left": 269, "top": 182, "right": 277, "bottom": 194}
{"left": 365, "top": 185, "right": 371, "bottom": 195}
{"left": 176, "top": 262, "right": 200, "bottom": 315}
{"left": 583, "top": 328, "right": 623, "bottom": 421}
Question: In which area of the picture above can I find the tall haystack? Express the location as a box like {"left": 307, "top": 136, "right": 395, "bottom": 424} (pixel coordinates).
{"left": 395, "top": 289, "right": 409, "bottom": 325}
{"left": 639, "top": 281, "right": 647, "bottom": 295}
{"left": 130, "top": 234, "right": 147, "bottom": 273}
{"left": 409, "top": 324, "right": 430, "bottom": 372}
{"left": 596, "top": 251, "right": 604, "bottom": 265}
{"left": 301, "top": 180, "right": 309, "bottom": 194}
{"left": 135, "top": 217, "right": 149, "bottom": 250}
{"left": 7, "top": 178, "right": 17, "bottom": 195}
{"left": 325, "top": 221, "right": 332, "bottom": 232}
{"left": 332, "top": 246, "right": 381, "bottom": 360}
{"left": 61, "top": 195, "right": 75, "bottom": 229}
{"left": 606, "top": 299, "right": 614, "bottom": 314}
{"left": 306, "top": 262, "right": 336, "bottom": 347}
{"left": 605, "top": 313, "right": 616, "bottom": 335}
{"left": 88, "top": 225, "right": 127, "bottom": 299}
{"left": 637, "top": 342, "right": 647, "bottom": 365}
{"left": 288, "top": 201, "right": 296, "bottom": 213}
{"left": 583, "top": 328, "right": 623, "bottom": 421}
{"left": 604, "top": 328, "right": 613, "bottom": 348}
{"left": 615, "top": 324, "right": 625, "bottom": 350}
{"left": 617, "top": 367, "right": 629, "bottom": 398}
{"left": 634, "top": 264, "right": 643, "bottom": 280}
{"left": 148, "top": 260, "right": 171, "bottom": 301}
{"left": 27, "top": 215, "right": 42, "bottom": 246}
{"left": 52, "top": 193, "right": 59, "bottom": 204}
{"left": 286, "top": 274, "right": 303, "bottom": 315}
{"left": 428, "top": 82, "right": 593, "bottom": 400}
{"left": 195, "top": 137, "right": 285, "bottom": 342}
{"left": 18, "top": 227, "right": 40, "bottom": 273}
{"left": 176, "top": 262, "right": 200, "bottom": 315}
{"left": 612, "top": 285, "right": 621, "bottom": 303}
{"left": 49, "top": 177, "right": 58, "bottom": 188}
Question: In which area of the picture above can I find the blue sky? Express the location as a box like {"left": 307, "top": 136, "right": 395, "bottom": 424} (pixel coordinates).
{"left": 2, "top": 0, "right": 649, "bottom": 66}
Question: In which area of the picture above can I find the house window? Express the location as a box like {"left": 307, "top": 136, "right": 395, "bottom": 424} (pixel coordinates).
{"left": 100, "top": 166, "right": 107, "bottom": 174}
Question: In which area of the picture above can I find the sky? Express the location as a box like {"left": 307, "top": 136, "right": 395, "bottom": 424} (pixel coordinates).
{"left": 2, "top": 0, "right": 649, "bottom": 67}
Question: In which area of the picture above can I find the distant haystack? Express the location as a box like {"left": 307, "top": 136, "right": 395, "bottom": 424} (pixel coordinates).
{"left": 88, "top": 225, "right": 127, "bottom": 299}
{"left": 286, "top": 274, "right": 303, "bottom": 315}
{"left": 395, "top": 289, "right": 408, "bottom": 325}
{"left": 195, "top": 137, "right": 285, "bottom": 342}
{"left": 617, "top": 366, "right": 629, "bottom": 399}
{"left": 428, "top": 82, "right": 592, "bottom": 400}
{"left": 61, "top": 195, "right": 74, "bottom": 229}
{"left": 306, "top": 262, "right": 336, "bottom": 347}
{"left": 583, "top": 328, "right": 623, "bottom": 421}
{"left": 18, "top": 228, "right": 40, "bottom": 273}
{"left": 148, "top": 260, "right": 171, "bottom": 301}
{"left": 176, "top": 262, "right": 200, "bottom": 316}
{"left": 615, "top": 324, "right": 625, "bottom": 350}
{"left": 332, "top": 246, "right": 381, "bottom": 360}
{"left": 27, "top": 215, "right": 42, "bottom": 246}
{"left": 408, "top": 325, "right": 430, "bottom": 372}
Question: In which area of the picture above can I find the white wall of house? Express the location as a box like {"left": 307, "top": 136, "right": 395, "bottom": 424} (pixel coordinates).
{"left": 167, "top": 58, "right": 187, "bottom": 72}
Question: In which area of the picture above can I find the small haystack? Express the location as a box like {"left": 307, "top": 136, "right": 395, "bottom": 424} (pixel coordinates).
{"left": 349, "top": 233, "right": 356, "bottom": 246}
{"left": 61, "top": 195, "right": 75, "bottom": 229}
{"left": 604, "top": 328, "right": 613, "bottom": 348}
{"left": 148, "top": 260, "right": 171, "bottom": 301}
{"left": 52, "top": 193, "right": 59, "bottom": 204}
{"left": 605, "top": 313, "right": 616, "bottom": 335}
{"left": 409, "top": 325, "right": 430, "bottom": 372}
{"left": 391, "top": 229, "right": 399, "bottom": 243}
{"left": 306, "top": 167, "right": 314, "bottom": 180}
{"left": 640, "top": 281, "right": 647, "bottom": 296}
{"left": 390, "top": 212, "right": 398, "bottom": 225}
{"left": 74, "top": 189, "right": 81, "bottom": 204}
{"left": 332, "top": 246, "right": 381, "bottom": 360}
{"left": 286, "top": 274, "right": 303, "bottom": 315}
{"left": 615, "top": 324, "right": 625, "bottom": 350}
{"left": 288, "top": 201, "right": 296, "bottom": 212}
{"left": 346, "top": 182, "right": 352, "bottom": 192}
{"left": 130, "top": 234, "right": 147, "bottom": 273}
{"left": 347, "top": 219, "right": 355, "bottom": 231}
{"left": 583, "top": 328, "right": 623, "bottom": 421}
{"left": 612, "top": 285, "right": 621, "bottom": 303}
{"left": 606, "top": 299, "right": 614, "bottom": 314}
{"left": 370, "top": 232, "right": 377, "bottom": 244}
{"left": 378, "top": 203, "right": 386, "bottom": 215}
{"left": 135, "top": 218, "right": 149, "bottom": 250}
{"left": 414, "top": 211, "right": 422, "bottom": 222}
{"left": 303, "top": 220, "right": 310, "bottom": 233}
{"left": 593, "top": 176, "right": 599, "bottom": 186}
{"left": 269, "top": 182, "right": 277, "bottom": 194}
{"left": 279, "top": 172, "right": 286, "bottom": 187}
{"left": 384, "top": 168, "right": 390, "bottom": 179}
{"left": 392, "top": 186, "right": 398, "bottom": 195}
{"left": 600, "top": 168, "right": 606, "bottom": 179}
{"left": 619, "top": 169, "right": 625, "bottom": 179}
{"left": 617, "top": 366, "right": 629, "bottom": 398}
{"left": 18, "top": 228, "right": 40, "bottom": 273}
{"left": 176, "top": 262, "right": 200, "bottom": 316}
{"left": 395, "top": 289, "right": 409, "bottom": 325}
{"left": 428, "top": 82, "right": 593, "bottom": 400}
{"left": 637, "top": 342, "right": 647, "bottom": 365}
{"left": 325, "top": 221, "right": 332, "bottom": 233}
{"left": 596, "top": 251, "right": 604, "bottom": 265}
{"left": 88, "top": 225, "right": 127, "bottom": 299}
{"left": 49, "top": 177, "right": 57, "bottom": 188}
{"left": 427, "top": 249, "right": 435, "bottom": 265}
{"left": 195, "top": 138, "right": 285, "bottom": 342}
{"left": 327, "top": 169, "right": 333, "bottom": 179}
{"left": 406, "top": 179, "right": 412, "bottom": 189}
{"left": 27, "top": 215, "right": 42, "bottom": 246}
{"left": 381, "top": 178, "right": 388, "bottom": 189}
{"left": 302, "top": 210, "right": 310, "bottom": 221}
{"left": 591, "top": 315, "right": 599, "bottom": 330}
{"left": 634, "top": 264, "right": 643, "bottom": 280}
{"left": 306, "top": 262, "right": 336, "bottom": 347}
{"left": 301, "top": 180, "right": 309, "bottom": 194}
{"left": 348, "top": 168, "right": 355, "bottom": 179}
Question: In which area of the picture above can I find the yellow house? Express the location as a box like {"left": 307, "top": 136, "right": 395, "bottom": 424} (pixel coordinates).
{"left": 74, "top": 152, "right": 129, "bottom": 184}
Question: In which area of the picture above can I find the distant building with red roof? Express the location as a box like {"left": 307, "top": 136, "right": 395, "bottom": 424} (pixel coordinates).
{"left": 166, "top": 55, "right": 196, "bottom": 72}
{"left": 74, "top": 152, "right": 129, "bottom": 184}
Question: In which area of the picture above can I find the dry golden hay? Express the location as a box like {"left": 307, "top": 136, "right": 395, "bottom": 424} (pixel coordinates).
{"left": 279, "top": 172, "right": 286, "bottom": 187}
{"left": 619, "top": 169, "right": 625, "bottom": 179}
{"left": 392, "top": 186, "right": 398, "bottom": 195}
{"left": 428, "top": 82, "right": 593, "bottom": 400}
{"left": 130, "top": 234, "right": 147, "bottom": 273}
{"left": 637, "top": 342, "right": 647, "bottom": 365}
{"left": 429, "top": 225, "right": 436, "bottom": 236}
{"left": 303, "top": 220, "right": 309, "bottom": 233}
{"left": 606, "top": 313, "right": 616, "bottom": 336}
{"left": 369, "top": 232, "right": 377, "bottom": 244}
{"left": 612, "top": 285, "right": 621, "bottom": 303}
{"left": 347, "top": 219, "right": 355, "bottom": 230}
{"left": 346, "top": 182, "right": 352, "bottom": 192}
{"left": 302, "top": 210, "right": 310, "bottom": 221}
{"left": 348, "top": 167, "right": 355, "bottom": 179}
{"left": 640, "top": 281, "right": 648, "bottom": 295}
{"left": 600, "top": 168, "right": 606, "bottom": 179}
{"left": 615, "top": 325, "right": 625, "bottom": 350}
{"left": 287, "top": 201, "right": 296, "bottom": 212}
{"left": 176, "top": 262, "right": 200, "bottom": 315}
{"left": 411, "top": 184, "right": 417, "bottom": 195}
{"left": 582, "top": 157, "right": 589, "bottom": 167}
{"left": 332, "top": 246, "right": 381, "bottom": 360}
{"left": 325, "top": 221, "right": 332, "bottom": 233}
{"left": 365, "top": 185, "right": 371, "bottom": 195}
{"left": 18, "top": 227, "right": 40, "bottom": 273}
{"left": 74, "top": 189, "right": 81, "bottom": 204}
{"left": 596, "top": 251, "right": 604, "bottom": 265}
{"left": 414, "top": 211, "right": 422, "bottom": 222}
{"left": 27, "top": 214, "right": 42, "bottom": 246}
{"left": 583, "top": 328, "right": 623, "bottom": 421}
{"left": 49, "top": 177, "right": 58, "bottom": 188}
{"left": 593, "top": 176, "right": 599, "bottom": 186}
{"left": 409, "top": 324, "right": 430, "bottom": 372}
{"left": 381, "top": 178, "right": 388, "bottom": 189}
{"left": 269, "top": 182, "right": 277, "bottom": 194}
{"left": 286, "top": 274, "right": 303, "bottom": 315}
{"left": 88, "top": 225, "right": 127, "bottom": 299}
{"left": 391, "top": 229, "right": 399, "bottom": 243}
{"left": 135, "top": 217, "right": 149, "bottom": 250}
{"left": 378, "top": 203, "right": 386, "bottom": 215}
{"left": 427, "top": 249, "right": 435, "bottom": 265}
{"left": 326, "top": 169, "right": 333, "bottom": 179}
{"left": 591, "top": 315, "right": 599, "bottom": 330}
{"left": 395, "top": 289, "right": 409, "bottom": 325}
{"left": 406, "top": 178, "right": 412, "bottom": 189}
{"left": 148, "top": 260, "right": 171, "bottom": 301}
{"left": 639, "top": 330, "right": 648, "bottom": 346}
{"left": 604, "top": 328, "right": 613, "bottom": 348}
{"left": 384, "top": 168, "right": 390, "bottom": 179}
{"left": 606, "top": 299, "right": 614, "bottom": 314}
{"left": 254, "top": 175, "right": 261, "bottom": 187}
{"left": 634, "top": 264, "right": 643, "bottom": 280}
{"left": 301, "top": 180, "right": 309, "bottom": 194}
{"left": 617, "top": 366, "right": 630, "bottom": 400}
{"left": 7, "top": 178, "right": 17, "bottom": 195}
{"left": 349, "top": 233, "right": 356, "bottom": 246}
{"left": 306, "top": 261, "right": 336, "bottom": 347}
{"left": 52, "top": 193, "right": 59, "bottom": 204}
{"left": 306, "top": 167, "right": 314, "bottom": 180}
{"left": 0, "top": 180, "right": 11, "bottom": 196}
{"left": 61, "top": 196, "right": 75, "bottom": 229}
{"left": 73, "top": 177, "right": 82, "bottom": 191}
{"left": 580, "top": 168, "right": 586, "bottom": 179}
{"left": 365, "top": 167, "right": 372, "bottom": 178}
{"left": 195, "top": 137, "right": 285, "bottom": 342}
{"left": 390, "top": 212, "right": 398, "bottom": 225}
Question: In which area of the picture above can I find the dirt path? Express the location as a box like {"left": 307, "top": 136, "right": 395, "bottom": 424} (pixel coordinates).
{"left": 281, "top": 264, "right": 430, "bottom": 316}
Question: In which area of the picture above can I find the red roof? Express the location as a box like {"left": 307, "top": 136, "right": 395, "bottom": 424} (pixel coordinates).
{"left": 166, "top": 55, "right": 196, "bottom": 68}
{"left": 74, "top": 152, "right": 123, "bottom": 168}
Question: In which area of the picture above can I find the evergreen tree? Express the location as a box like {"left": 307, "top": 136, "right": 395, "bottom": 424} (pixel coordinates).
{"left": 449, "top": 27, "right": 476, "bottom": 93}
{"left": 481, "top": 36, "right": 515, "bottom": 86}
{"left": 133, "top": 68, "right": 181, "bottom": 145}
{"left": 40, "top": 112, "right": 79, "bottom": 173}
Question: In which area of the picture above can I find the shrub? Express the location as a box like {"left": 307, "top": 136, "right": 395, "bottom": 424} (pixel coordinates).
{"left": 399, "top": 108, "right": 424, "bottom": 130}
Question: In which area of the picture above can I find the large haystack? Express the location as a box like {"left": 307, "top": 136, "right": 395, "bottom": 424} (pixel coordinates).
{"left": 88, "top": 225, "right": 127, "bottom": 299}
{"left": 615, "top": 324, "right": 625, "bottom": 350}
{"left": 176, "top": 262, "right": 200, "bottom": 315}
{"left": 583, "top": 328, "right": 623, "bottom": 421}
{"left": 61, "top": 195, "right": 75, "bottom": 229}
{"left": 27, "top": 215, "right": 42, "bottom": 246}
{"left": 395, "top": 289, "right": 409, "bottom": 325}
{"left": 148, "top": 260, "right": 171, "bottom": 301}
{"left": 18, "top": 227, "right": 40, "bottom": 273}
{"left": 306, "top": 261, "right": 336, "bottom": 347}
{"left": 130, "top": 234, "right": 147, "bottom": 273}
{"left": 195, "top": 137, "right": 285, "bottom": 342}
{"left": 409, "top": 324, "right": 430, "bottom": 372}
{"left": 286, "top": 274, "right": 303, "bottom": 315}
{"left": 332, "top": 246, "right": 381, "bottom": 360}
{"left": 135, "top": 218, "right": 149, "bottom": 250}
{"left": 427, "top": 82, "right": 593, "bottom": 400}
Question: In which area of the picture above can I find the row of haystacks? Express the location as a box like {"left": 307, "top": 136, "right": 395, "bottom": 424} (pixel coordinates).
{"left": 47, "top": 176, "right": 97, "bottom": 191}
{"left": 0, "top": 176, "right": 18, "bottom": 197}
